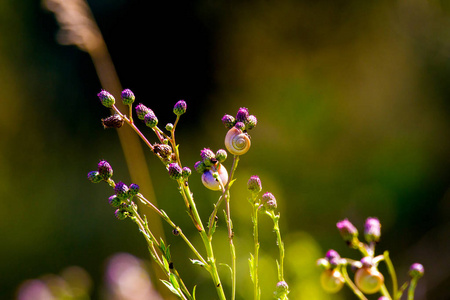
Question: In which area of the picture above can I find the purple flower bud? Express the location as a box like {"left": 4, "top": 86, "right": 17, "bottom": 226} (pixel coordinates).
{"left": 194, "top": 161, "right": 206, "bottom": 173}
{"left": 360, "top": 256, "right": 374, "bottom": 268}
{"left": 215, "top": 149, "right": 227, "bottom": 163}
{"left": 236, "top": 107, "right": 249, "bottom": 123}
{"left": 135, "top": 103, "right": 151, "bottom": 120}
{"left": 114, "top": 182, "right": 129, "bottom": 200}
{"left": 182, "top": 167, "right": 191, "bottom": 179}
{"left": 173, "top": 100, "right": 187, "bottom": 116}
{"left": 200, "top": 148, "right": 215, "bottom": 166}
{"left": 325, "top": 249, "right": 340, "bottom": 261}
{"left": 87, "top": 170, "right": 102, "bottom": 183}
{"left": 97, "top": 90, "right": 115, "bottom": 108}
{"left": 409, "top": 263, "right": 424, "bottom": 278}
{"left": 101, "top": 114, "right": 124, "bottom": 129}
{"left": 247, "top": 175, "right": 262, "bottom": 193}
{"left": 121, "top": 89, "right": 135, "bottom": 105}
{"left": 144, "top": 112, "right": 158, "bottom": 128}
{"left": 245, "top": 115, "right": 258, "bottom": 130}
{"left": 168, "top": 163, "right": 182, "bottom": 180}
{"left": 115, "top": 208, "right": 129, "bottom": 220}
{"left": 364, "top": 217, "right": 381, "bottom": 243}
{"left": 274, "top": 281, "right": 289, "bottom": 297}
{"left": 222, "top": 114, "right": 236, "bottom": 129}
{"left": 336, "top": 219, "right": 359, "bottom": 244}
{"left": 262, "top": 192, "right": 277, "bottom": 210}
{"left": 234, "top": 121, "right": 246, "bottom": 131}
{"left": 128, "top": 183, "right": 140, "bottom": 197}
{"left": 97, "top": 160, "right": 113, "bottom": 180}
{"left": 108, "top": 194, "right": 121, "bottom": 208}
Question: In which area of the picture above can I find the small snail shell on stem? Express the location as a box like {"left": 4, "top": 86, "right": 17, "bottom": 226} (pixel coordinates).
{"left": 201, "top": 164, "right": 228, "bottom": 191}
{"left": 225, "top": 127, "right": 251, "bottom": 156}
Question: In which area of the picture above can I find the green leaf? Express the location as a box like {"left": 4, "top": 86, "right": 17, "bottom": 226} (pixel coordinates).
{"left": 169, "top": 273, "right": 180, "bottom": 290}
{"left": 162, "top": 255, "right": 170, "bottom": 272}
{"left": 192, "top": 285, "right": 197, "bottom": 300}
{"left": 190, "top": 259, "right": 206, "bottom": 267}
{"left": 160, "top": 279, "right": 181, "bottom": 297}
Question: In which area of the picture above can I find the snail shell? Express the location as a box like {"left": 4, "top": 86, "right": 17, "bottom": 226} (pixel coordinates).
{"left": 201, "top": 164, "right": 228, "bottom": 191}
{"left": 224, "top": 127, "right": 251, "bottom": 156}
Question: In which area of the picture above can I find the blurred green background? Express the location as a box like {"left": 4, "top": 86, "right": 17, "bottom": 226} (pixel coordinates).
{"left": 1, "top": 0, "right": 449, "bottom": 299}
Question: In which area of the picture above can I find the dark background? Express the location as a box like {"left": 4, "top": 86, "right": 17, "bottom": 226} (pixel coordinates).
{"left": 1, "top": 0, "right": 449, "bottom": 299}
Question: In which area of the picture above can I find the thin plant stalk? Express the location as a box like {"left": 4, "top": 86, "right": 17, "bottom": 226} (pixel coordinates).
{"left": 384, "top": 251, "right": 398, "bottom": 299}
{"left": 340, "top": 265, "right": 369, "bottom": 300}
{"left": 250, "top": 194, "right": 261, "bottom": 300}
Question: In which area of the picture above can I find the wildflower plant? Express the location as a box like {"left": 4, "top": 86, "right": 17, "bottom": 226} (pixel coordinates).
{"left": 317, "top": 218, "right": 424, "bottom": 300}
{"left": 87, "top": 89, "right": 289, "bottom": 300}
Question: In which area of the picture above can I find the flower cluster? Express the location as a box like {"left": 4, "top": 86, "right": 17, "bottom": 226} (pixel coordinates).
{"left": 317, "top": 218, "right": 424, "bottom": 299}
{"left": 222, "top": 108, "right": 256, "bottom": 156}
{"left": 194, "top": 148, "right": 228, "bottom": 191}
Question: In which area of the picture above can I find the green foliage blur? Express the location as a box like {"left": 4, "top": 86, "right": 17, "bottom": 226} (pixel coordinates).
{"left": 1, "top": 0, "right": 449, "bottom": 299}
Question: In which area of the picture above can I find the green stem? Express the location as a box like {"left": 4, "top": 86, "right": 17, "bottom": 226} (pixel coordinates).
{"left": 341, "top": 265, "right": 369, "bottom": 300}
{"left": 270, "top": 212, "right": 285, "bottom": 282}
{"left": 136, "top": 193, "right": 207, "bottom": 266}
{"left": 383, "top": 251, "right": 398, "bottom": 299}
{"left": 407, "top": 278, "right": 418, "bottom": 300}
{"left": 208, "top": 156, "right": 240, "bottom": 237}
{"left": 132, "top": 211, "right": 191, "bottom": 300}
{"left": 251, "top": 197, "right": 261, "bottom": 300}
{"left": 180, "top": 183, "right": 227, "bottom": 300}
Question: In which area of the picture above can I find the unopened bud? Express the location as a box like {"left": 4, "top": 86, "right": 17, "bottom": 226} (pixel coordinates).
{"left": 101, "top": 114, "right": 124, "bottom": 129}
{"left": 215, "top": 149, "right": 227, "bottom": 163}
{"left": 236, "top": 107, "right": 249, "bottom": 123}
{"left": 87, "top": 171, "right": 102, "bottom": 183}
{"left": 97, "top": 90, "right": 115, "bottom": 108}
{"left": 261, "top": 192, "right": 277, "bottom": 210}
{"left": 409, "top": 263, "right": 424, "bottom": 278}
{"left": 173, "top": 100, "right": 187, "bottom": 116}
{"left": 97, "top": 160, "right": 113, "bottom": 180}
{"left": 121, "top": 89, "right": 135, "bottom": 105}
{"left": 336, "top": 219, "right": 359, "bottom": 245}
{"left": 247, "top": 175, "right": 262, "bottom": 194}
{"left": 168, "top": 163, "right": 182, "bottom": 180}
{"left": 246, "top": 115, "right": 257, "bottom": 130}
{"left": 135, "top": 103, "right": 151, "bottom": 120}
{"left": 128, "top": 183, "right": 140, "bottom": 197}
{"left": 108, "top": 194, "right": 121, "bottom": 208}
{"left": 364, "top": 217, "right": 381, "bottom": 243}
{"left": 114, "top": 182, "right": 129, "bottom": 200}
{"left": 144, "top": 112, "right": 158, "bottom": 128}
{"left": 222, "top": 114, "right": 235, "bottom": 129}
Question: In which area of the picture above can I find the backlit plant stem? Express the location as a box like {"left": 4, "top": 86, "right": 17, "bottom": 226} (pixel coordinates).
{"left": 341, "top": 265, "right": 369, "bottom": 300}
{"left": 250, "top": 194, "right": 261, "bottom": 300}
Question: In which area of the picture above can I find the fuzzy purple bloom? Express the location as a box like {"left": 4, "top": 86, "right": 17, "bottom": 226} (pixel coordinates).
{"left": 234, "top": 121, "right": 246, "bottom": 131}
{"left": 236, "top": 107, "right": 249, "bottom": 123}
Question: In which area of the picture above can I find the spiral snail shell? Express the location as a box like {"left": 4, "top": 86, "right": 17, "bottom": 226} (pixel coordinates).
{"left": 201, "top": 163, "right": 229, "bottom": 191}
{"left": 224, "top": 127, "right": 251, "bottom": 156}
